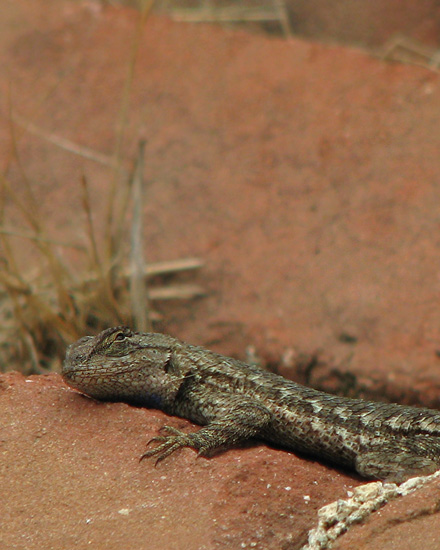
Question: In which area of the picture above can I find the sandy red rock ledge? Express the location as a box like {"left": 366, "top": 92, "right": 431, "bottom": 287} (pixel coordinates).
{"left": 2, "top": 1, "right": 440, "bottom": 548}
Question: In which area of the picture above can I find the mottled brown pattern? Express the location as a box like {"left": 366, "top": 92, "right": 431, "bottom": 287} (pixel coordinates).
{"left": 63, "top": 326, "right": 440, "bottom": 481}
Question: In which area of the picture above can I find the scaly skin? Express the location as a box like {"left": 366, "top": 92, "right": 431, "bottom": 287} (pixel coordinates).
{"left": 63, "top": 326, "right": 440, "bottom": 481}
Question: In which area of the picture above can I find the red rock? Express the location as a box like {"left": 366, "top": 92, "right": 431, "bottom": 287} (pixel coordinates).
{"left": 0, "top": 372, "right": 360, "bottom": 549}
{"left": 2, "top": 2, "right": 440, "bottom": 547}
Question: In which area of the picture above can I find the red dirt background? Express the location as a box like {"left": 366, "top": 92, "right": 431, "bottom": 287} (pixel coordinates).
{"left": 2, "top": 1, "right": 440, "bottom": 549}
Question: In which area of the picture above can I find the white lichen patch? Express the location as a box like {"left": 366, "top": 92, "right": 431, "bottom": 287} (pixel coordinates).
{"left": 302, "top": 470, "right": 440, "bottom": 550}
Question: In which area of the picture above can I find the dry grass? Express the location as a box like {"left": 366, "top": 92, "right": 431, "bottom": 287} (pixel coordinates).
{"left": 0, "top": 136, "right": 205, "bottom": 374}
{"left": 0, "top": 0, "right": 205, "bottom": 374}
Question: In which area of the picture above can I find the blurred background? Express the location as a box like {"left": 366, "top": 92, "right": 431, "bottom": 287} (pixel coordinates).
{"left": 1, "top": 0, "right": 440, "bottom": 407}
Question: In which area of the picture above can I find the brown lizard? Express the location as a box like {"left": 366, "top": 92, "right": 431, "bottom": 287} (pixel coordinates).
{"left": 63, "top": 326, "right": 440, "bottom": 481}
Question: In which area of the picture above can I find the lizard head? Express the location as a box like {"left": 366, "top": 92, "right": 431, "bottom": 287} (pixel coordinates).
{"left": 62, "top": 326, "right": 184, "bottom": 407}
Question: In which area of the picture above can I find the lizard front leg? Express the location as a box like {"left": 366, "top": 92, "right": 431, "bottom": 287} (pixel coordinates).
{"left": 141, "top": 398, "right": 273, "bottom": 464}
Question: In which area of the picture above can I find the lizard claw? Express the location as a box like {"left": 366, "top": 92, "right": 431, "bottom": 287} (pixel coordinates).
{"left": 140, "top": 426, "right": 196, "bottom": 465}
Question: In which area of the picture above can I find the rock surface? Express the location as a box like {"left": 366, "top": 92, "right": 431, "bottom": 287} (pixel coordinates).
{"left": 2, "top": 372, "right": 440, "bottom": 550}
{"left": 0, "top": 372, "right": 360, "bottom": 550}
{"left": 2, "top": 1, "right": 440, "bottom": 548}
{"left": 332, "top": 474, "right": 440, "bottom": 550}
{"left": 2, "top": 1, "right": 440, "bottom": 405}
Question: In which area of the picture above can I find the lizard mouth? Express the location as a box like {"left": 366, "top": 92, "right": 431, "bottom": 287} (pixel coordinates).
{"left": 62, "top": 362, "right": 144, "bottom": 380}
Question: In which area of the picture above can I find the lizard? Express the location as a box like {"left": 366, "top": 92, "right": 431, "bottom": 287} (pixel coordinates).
{"left": 62, "top": 325, "right": 440, "bottom": 481}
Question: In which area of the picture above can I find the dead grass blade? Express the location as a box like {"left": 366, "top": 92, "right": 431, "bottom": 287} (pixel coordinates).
{"left": 129, "top": 139, "right": 151, "bottom": 331}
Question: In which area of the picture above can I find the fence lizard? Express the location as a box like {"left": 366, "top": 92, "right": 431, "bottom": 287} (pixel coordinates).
{"left": 62, "top": 326, "right": 440, "bottom": 481}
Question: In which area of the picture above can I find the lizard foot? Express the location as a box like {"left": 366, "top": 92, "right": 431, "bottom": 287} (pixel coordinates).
{"left": 140, "top": 426, "right": 198, "bottom": 465}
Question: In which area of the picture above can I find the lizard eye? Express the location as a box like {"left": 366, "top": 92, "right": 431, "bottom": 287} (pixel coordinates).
{"left": 114, "top": 332, "right": 127, "bottom": 341}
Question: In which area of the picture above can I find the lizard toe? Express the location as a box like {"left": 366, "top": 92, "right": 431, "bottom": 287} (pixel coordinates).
{"left": 140, "top": 427, "right": 198, "bottom": 464}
